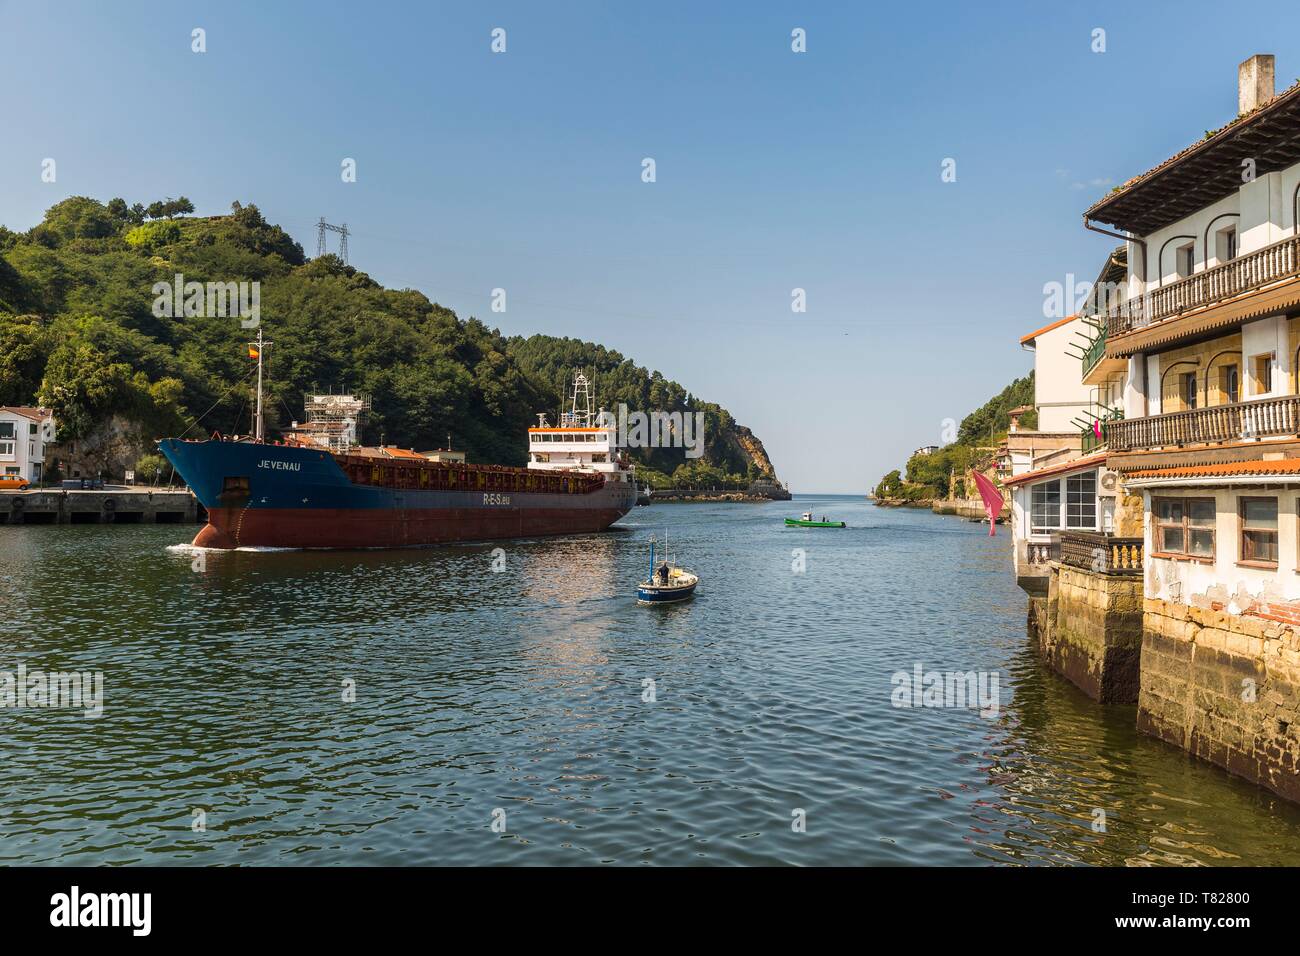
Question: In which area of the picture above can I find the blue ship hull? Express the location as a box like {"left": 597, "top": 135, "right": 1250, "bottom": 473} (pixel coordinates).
{"left": 159, "top": 438, "right": 636, "bottom": 549}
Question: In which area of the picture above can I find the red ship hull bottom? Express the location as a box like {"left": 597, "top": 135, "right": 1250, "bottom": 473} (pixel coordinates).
{"left": 192, "top": 506, "right": 629, "bottom": 550}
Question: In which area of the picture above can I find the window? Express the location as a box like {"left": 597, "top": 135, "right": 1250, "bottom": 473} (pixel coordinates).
{"left": 1216, "top": 227, "right": 1237, "bottom": 263}
{"left": 1252, "top": 354, "right": 1273, "bottom": 394}
{"left": 1065, "top": 471, "right": 1097, "bottom": 529}
{"left": 1177, "top": 243, "right": 1195, "bottom": 278}
{"left": 1030, "top": 481, "right": 1060, "bottom": 534}
{"left": 0, "top": 422, "right": 13, "bottom": 440}
{"left": 1220, "top": 364, "right": 1239, "bottom": 405}
{"left": 1155, "top": 497, "right": 1215, "bottom": 557}
{"left": 1240, "top": 497, "right": 1278, "bottom": 565}
{"left": 0, "top": 441, "right": 12, "bottom": 458}
{"left": 27, "top": 423, "right": 36, "bottom": 436}
{"left": 1182, "top": 372, "right": 1198, "bottom": 410}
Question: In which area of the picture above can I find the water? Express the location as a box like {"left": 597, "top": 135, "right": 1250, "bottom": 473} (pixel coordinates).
{"left": 4, "top": 496, "right": 1300, "bottom": 865}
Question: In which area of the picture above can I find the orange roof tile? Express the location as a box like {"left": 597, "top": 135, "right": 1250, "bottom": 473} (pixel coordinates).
{"left": 1019, "top": 314, "right": 1078, "bottom": 346}
{"left": 379, "top": 446, "right": 425, "bottom": 460}
{"left": 1002, "top": 451, "right": 1108, "bottom": 487}
{"left": 1126, "top": 458, "right": 1300, "bottom": 480}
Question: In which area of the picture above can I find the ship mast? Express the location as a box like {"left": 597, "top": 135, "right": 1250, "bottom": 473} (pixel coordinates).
{"left": 252, "top": 327, "right": 271, "bottom": 442}
{"left": 568, "top": 372, "right": 594, "bottom": 428}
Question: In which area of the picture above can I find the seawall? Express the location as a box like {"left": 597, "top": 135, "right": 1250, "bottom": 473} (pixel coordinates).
{"left": 0, "top": 489, "right": 202, "bottom": 525}
{"left": 1029, "top": 564, "right": 1143, "bottom": 703}
{"left": 1140, "top": 598, "right": 1300, "bottom": 802}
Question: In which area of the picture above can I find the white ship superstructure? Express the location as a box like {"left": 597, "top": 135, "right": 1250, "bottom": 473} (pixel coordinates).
{"left": 528, "top": 373, "right": 635, "bottom": 484}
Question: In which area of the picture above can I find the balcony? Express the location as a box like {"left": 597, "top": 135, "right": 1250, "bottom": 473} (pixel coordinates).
{"left": 1106, "top": 394, "right": 1300, "bottom": 452}
{"left": 1082, "top": 408, "right": 1123, "bottom": 453}
{"left": 1015, "top": 535, "right": 1060, "bottom": 595}
{"left": 1081, "top": 325, "right": 1128, "bottom": 385}
{"left": 1081, "top": 328, "right": 1106, "bottom": 376}
{"left": 1104, "top": 233, "right": 1300, "bottom": 343}
{"left": 1059, "top": 531, "right": 1143, "bottom": 575}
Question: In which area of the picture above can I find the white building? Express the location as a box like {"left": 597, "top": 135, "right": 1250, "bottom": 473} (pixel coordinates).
{"left": 1005, "top": 289, "right": 1129, "bottom": 592}
{"left": 0, "top": 406, "right": 55, "bottom": 483}
{"left": 1083, "top": 54, "right": 1300, "bottom": 611}
{"left": 1019, "top": 315, "right": 1096, "bottom": 433}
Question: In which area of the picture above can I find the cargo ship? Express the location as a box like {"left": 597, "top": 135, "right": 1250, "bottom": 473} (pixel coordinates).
{"left": 160, "top": 345, "right": 636, "bottom": 549}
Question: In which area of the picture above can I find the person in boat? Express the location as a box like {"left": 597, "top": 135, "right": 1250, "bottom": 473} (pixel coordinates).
{"left": 801, "top": 511, "right": 812, "bottom": 522}
{"left": 657, "top": 561, "right": 671, "bottom": 585}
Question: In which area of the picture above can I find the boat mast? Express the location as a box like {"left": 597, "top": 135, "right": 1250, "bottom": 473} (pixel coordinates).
{"left": 253, "top": 327, "right": 270, "bottom": 442}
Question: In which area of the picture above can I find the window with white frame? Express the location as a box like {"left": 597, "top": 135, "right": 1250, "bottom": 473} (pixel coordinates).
{"left": 1065, "top": 471, "right": 1097, "bottom": 529}
{"left": 1029, "top": 470, "right": 1098, "bottom": 534}
{"left": 1030, "top": 481, "right": 1060, "bottom": 534}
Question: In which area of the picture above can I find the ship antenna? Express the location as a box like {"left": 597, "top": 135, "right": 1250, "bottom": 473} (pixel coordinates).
{"left": 252, "top": 326, "right": 272, "bottom": 443}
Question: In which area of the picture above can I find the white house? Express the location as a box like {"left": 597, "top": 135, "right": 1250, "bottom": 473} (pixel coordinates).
{"left": 0, "top": 406, "right": 55, "bottom": 483}
{"left": 1004, "top": 286, "right": 1130, "bottom": 592}
{"left": 1084, "top": 54, "right": 1300, "bottom": 612}
{"left": 1019, "top": 316, "right": 1095, "bottom": 433}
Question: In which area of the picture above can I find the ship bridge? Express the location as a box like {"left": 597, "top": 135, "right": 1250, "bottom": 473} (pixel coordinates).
{"left": 528, "top": 374, "right": 634, "bottom": 483}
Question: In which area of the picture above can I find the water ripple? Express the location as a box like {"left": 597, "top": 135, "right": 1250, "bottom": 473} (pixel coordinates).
{"left": 3, "top": 500, "right": 1300, "bottom": 864}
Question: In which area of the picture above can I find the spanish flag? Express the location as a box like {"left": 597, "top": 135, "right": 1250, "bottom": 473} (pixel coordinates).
{"left": 248, "top": 345, "right": 260, "bottom": 359}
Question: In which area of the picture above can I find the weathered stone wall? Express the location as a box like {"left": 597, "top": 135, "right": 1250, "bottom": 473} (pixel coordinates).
{"left": 1033, "top": 564, "right": 1143, "bottom": 703}
{"left": 1027, "top": 594, "right": 1051, "bottom": 647}
{"left": 1140, "top": 599, "right": 1300, "bottom": 802}
{"left": 1114, "top": 492, "right": 1144, "bottom": 537}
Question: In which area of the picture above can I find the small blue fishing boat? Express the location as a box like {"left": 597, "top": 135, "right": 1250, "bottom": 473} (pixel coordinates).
{"left": 637, "top": 535, "right": 698, "bottom": 604}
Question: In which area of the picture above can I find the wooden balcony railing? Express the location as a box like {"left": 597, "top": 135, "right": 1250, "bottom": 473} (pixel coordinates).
{"left": 1059, "top": 531, "right": 1143, "bottom": 575}
{"left": 1106, "top": 233, "right": 1300, "bottom": 338}
{"left": 1106, "top": 394, "right": 1300, "bottom": 451}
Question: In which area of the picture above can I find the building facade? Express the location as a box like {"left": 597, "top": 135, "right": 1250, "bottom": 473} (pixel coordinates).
{"left": 1084, "top": 55, "right": 1300, "bottom": 610}
{"left": 1004, "top": 303, "right": 1132, "bottom": 593}
{"left": 0, "top": 406, "right": 55, "bottom": 483}
{"left": 1075, "top": 54, "right": 1300, "bottom": 800}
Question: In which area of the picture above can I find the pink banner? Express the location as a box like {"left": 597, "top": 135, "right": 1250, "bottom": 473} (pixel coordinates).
{"left": 970, "top": 470, "right": 1004, "bottom": 536}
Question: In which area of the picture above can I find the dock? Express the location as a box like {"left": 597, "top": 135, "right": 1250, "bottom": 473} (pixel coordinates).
{"left": 0, "top": 488, "right": 203, "bottom": 525}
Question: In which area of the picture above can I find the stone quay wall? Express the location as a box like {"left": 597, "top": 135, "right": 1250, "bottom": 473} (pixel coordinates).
{"left": 1140, "top": 598, "right": 1300, "bottom": 802}
{"left": 1027, "top": 564, "right": 1143, "bottom": 704}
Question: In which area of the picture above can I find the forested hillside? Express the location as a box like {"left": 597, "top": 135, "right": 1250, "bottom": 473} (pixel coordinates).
{"left": 871, "top": 372, "right": 1035, "bottom": 501}
{"left": 0, "top": 196, "right": 777, "bottom": 485}
{"left": 506, "top": 335, "right": 777, "bottom": 487}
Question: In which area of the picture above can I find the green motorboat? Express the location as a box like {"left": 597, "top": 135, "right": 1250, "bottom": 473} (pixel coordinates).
{"left": 785, "top": 511, "right": 846, "bottom": 528}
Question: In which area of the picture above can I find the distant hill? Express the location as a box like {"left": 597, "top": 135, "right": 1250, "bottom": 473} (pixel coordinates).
{"left": 0, "top": 196, "right": 778, "bottom": 485}
{"left": 871, "top": 372, "right": 1035, "bottom": 500}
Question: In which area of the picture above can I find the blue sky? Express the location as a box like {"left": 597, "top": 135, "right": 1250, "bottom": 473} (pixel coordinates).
{"left": 3, "top": 1, "right": 1299, "bottom": 491}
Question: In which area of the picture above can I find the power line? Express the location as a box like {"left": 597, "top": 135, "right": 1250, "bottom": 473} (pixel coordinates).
{"left": 315, "top": 215, "right": 351, "bottom": 261}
